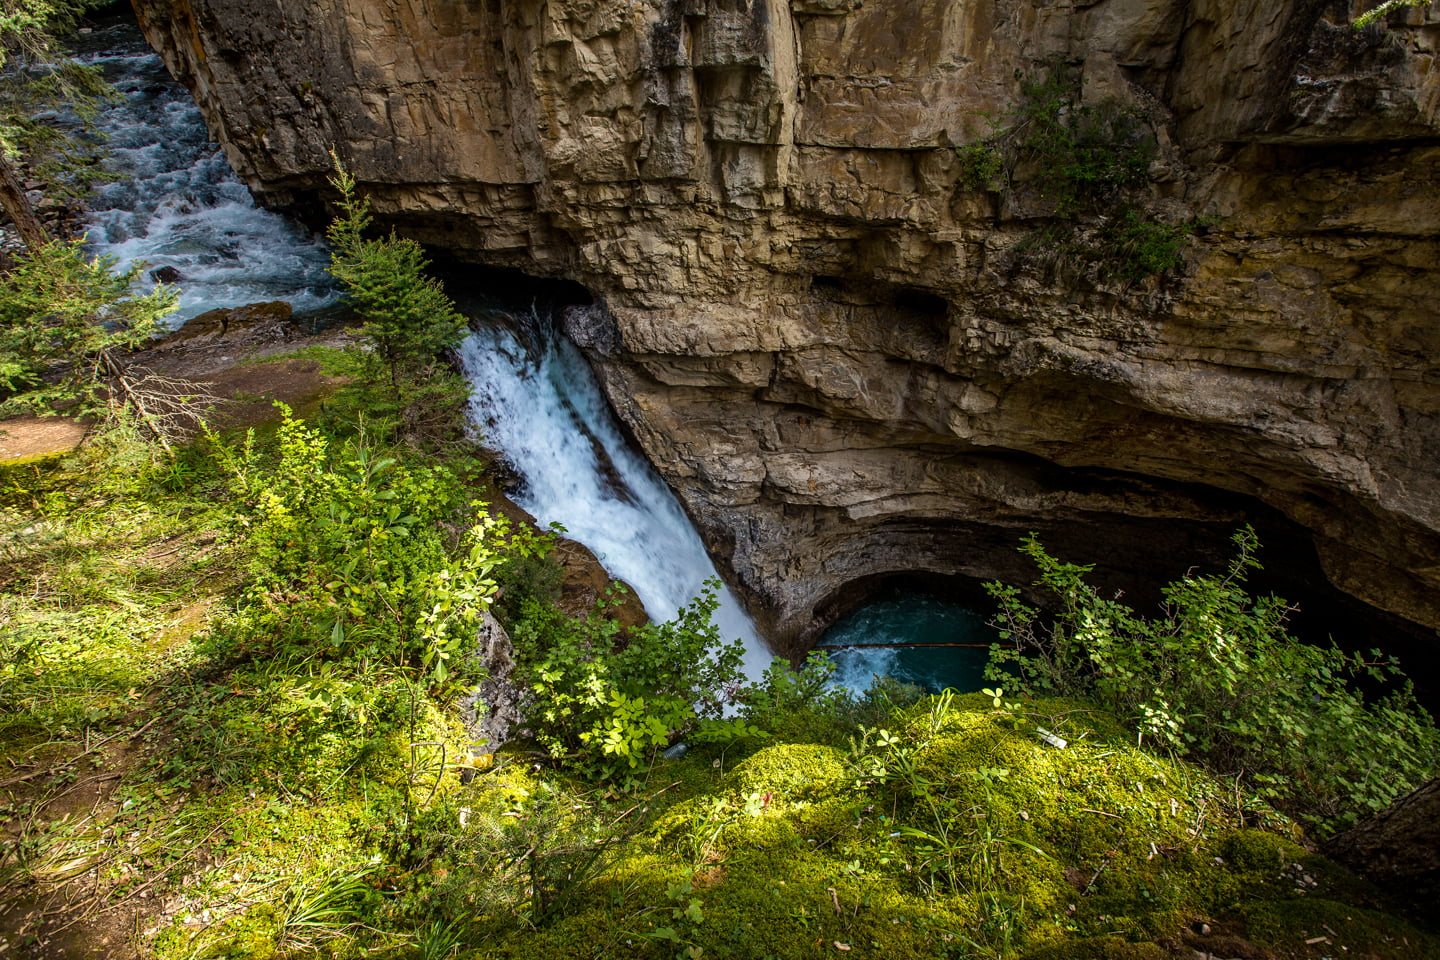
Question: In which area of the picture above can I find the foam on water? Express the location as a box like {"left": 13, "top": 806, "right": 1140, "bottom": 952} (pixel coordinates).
{"left": 459, "top": 318, "right": 771, "bottom": 679}
{"left": 74, "top": 24, "right": 336, "bottom": 325}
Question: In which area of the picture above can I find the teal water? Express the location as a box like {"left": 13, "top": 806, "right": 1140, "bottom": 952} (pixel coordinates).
{"left": 818, "top": 593, "right": 997, "bottom": 694}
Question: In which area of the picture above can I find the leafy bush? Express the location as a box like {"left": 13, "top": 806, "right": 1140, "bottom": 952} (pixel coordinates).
{"left": 1094, "top": 210, "right": 1193, "bottom": 279}
{"left": 1009, "top": 69, "right": 1153, "bottom": 216}
{"left": 491, "top": 550, "right": 564, "bottom": 626}
{"left": 984, "top": 527, "right": 1440, "bottom": 835}
{"left": 509, "top": 583, "right": 748, "bottom": 782}
{"left": 957, "top": 66, "right": 1152, "bottom": 215}
{"left": 209, "top": 408, "right": 539, "bottom": 687}
{"left": 739, "top": 651, "right": 926, "bottom": 747}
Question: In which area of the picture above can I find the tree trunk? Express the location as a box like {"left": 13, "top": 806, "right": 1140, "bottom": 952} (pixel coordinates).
{"left": 0, "top": 150, "right": 49, "bottom": 252}
{"left": 1323, "top": 777, "right": 1440, "bottom": 907}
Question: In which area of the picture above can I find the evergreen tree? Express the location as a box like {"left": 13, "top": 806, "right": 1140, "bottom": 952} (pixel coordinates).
{"left": 0, "top": 0, "right": 112, "bottom": 251}
{"left": 0, "top": 236, "right": 176, "bottom": 412}
{"left": 325, "top": 161, "right": 467, "bottom": 393}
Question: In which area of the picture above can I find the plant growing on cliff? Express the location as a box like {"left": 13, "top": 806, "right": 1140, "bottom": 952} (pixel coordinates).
{"left": 956, "top": 64, "right": 1194, "bottom": 279}
{"left": 964, "top": 67, "right": 1152, "bottom": 215}
{"left": 1353, "top": 0, "right": 1429, "bottom": 28}
{"left": 985, "top": 527, "right": 1440, "bottom": 836}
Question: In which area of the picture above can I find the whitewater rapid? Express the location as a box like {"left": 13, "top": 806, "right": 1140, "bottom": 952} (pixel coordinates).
{"left": 76, "top": 23, "right": 335, "bottom": 324}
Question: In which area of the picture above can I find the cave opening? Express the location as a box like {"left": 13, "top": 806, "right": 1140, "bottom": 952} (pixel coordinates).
{"left": 792, "top": 509, "right": 1440, "bottom": 711}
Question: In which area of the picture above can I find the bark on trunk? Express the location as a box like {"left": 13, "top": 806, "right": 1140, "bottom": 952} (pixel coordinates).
{"left": 1323, "top": 777, "right": 1440, "bottom": 906}
{"left": 0, "top": 150, "right": 49, "bottom": 252}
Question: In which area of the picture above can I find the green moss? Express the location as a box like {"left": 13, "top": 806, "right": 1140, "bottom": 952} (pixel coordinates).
{"left": 489, "top": 907, "right": 629, "bottom": 959}
{"left": 1239, "top": 898, "right": 1440, "bottom": 959}
{"left": 1020, "top": 937, "right": 1169, "bottom": 960}
{"left": 0, "top": 449, "right": 69, "bottom": 471}
{"left": 604, "top": 695, "right": 1421, "bottom": 959}
{"left": 1216, "top": 827, "right": 1304, "bottom": 873}
{"left": 724, "top": 742, "right": 848, "bottom": 802}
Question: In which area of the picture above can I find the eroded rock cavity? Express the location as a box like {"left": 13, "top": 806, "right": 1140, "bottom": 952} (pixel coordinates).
{"left": 132, "top": 0, "right": 1440, "bottom": 680}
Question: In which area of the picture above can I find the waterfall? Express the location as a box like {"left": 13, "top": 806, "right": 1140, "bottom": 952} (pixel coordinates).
{"left": 459, "top": 319, "right": 771, "bottom": 678}
{"left": 75, "top": 23, "right": 336, "bottom": 325}
{"left": 75, "top": 23, "right": 770, "bottom": 676}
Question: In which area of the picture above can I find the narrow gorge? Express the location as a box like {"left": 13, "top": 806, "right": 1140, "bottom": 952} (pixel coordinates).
{"left": 129, "top": 0, "right": 1440, "bottom": 675}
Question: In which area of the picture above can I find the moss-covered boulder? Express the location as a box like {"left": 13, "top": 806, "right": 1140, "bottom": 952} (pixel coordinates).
{"left": 483, "top": 693, "right": 1437, "bottom": 959}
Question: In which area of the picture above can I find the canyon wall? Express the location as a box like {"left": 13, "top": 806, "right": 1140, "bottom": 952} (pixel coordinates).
{"left": 132, "top": 0, "right": 1440, "bottom": 661}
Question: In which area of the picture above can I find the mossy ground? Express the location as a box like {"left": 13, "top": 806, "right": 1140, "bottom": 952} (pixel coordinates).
{"left": 1, "top": 428, "right": 1435, "bottom": 960}
{"left": 481, "top": 696, "right": 1436, "bottom": 959}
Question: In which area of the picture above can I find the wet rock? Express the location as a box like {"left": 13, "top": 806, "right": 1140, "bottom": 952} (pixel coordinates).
{"left": 159, "top": 300, "right": 294, "bottom": 345}
{"left": 150, "top": 265, "right": 183, "bottom": 284}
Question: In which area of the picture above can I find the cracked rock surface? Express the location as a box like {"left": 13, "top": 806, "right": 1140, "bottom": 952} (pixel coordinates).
{"left": 131, "top": 0, "right": 1440, "bottom": 670}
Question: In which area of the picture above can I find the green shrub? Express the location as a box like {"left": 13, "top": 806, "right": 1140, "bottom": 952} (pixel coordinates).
{"left": 739, "top": 652, "right": 926, "bottom": 747}
{"left": 1094, "top": 210, "right": 1193, "bottom": 279}
{"left": 956, "top": 66, "right": 1151, "bottom": 216}
{"left": 508, "top": 583, "right": 748, "bottom": 783}
{"left": 955, "top": 64, "right": 1197, "bottom": 279}
{"left": 1009, "top": 69, "right": 1153, "bottom": 217}
{"left": 984, "top": 527, "right": 1440, "bottom": 836}
{"left": 208, "top": 408, "right": 541, "bottom": 687}
{"left": 491, "top": 551, "right": 564, "bottom": 626}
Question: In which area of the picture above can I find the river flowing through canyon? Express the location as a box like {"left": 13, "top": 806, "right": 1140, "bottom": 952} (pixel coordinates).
{"left": 78, "top": 21, "right": 782, "bottom": 679}
{"left": 75, "top": 22, "right": 336, "bottom": 324}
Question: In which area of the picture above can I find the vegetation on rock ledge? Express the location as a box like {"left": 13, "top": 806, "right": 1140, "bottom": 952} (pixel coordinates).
{"left": 957, "top": 65, "right": 1195, "bottom": 280}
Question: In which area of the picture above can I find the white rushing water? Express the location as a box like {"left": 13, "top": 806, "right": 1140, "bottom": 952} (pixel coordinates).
{"left": 75, "top": 22, "right": 770, "bottom": 678}
{"left": 459, "top": 320, "right": 772, "bottom": 679}
{"left": 75, "top": 23, "right": 336, "bottom": 325}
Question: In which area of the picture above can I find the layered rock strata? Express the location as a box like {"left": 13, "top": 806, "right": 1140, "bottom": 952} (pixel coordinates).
{"left": 132, "top": 0, "right": 1440, "bottom": 668}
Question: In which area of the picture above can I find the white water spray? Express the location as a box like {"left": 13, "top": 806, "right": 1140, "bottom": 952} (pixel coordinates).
{"left": 459, "top": 320, "right": 771, "bottom": 679}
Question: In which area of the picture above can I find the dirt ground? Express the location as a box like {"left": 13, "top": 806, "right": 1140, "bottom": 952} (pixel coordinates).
{"left": 0, "top": 737, "right": 159, "bottom": 960}
{"left": 0, "top": 302, "right": 356, "bottom": 465}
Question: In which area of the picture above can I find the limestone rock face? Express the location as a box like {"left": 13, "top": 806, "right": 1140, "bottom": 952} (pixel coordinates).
{"left": 133, "top": 0, "right": 1440, "bottom": 663}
